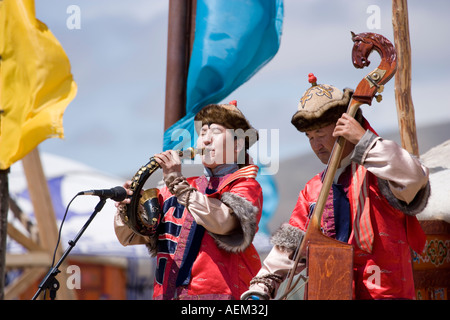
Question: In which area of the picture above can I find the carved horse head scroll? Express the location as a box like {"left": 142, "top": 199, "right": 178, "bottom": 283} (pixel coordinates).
{"left": 350, "top": 31, "right": 397, "bottom": 106}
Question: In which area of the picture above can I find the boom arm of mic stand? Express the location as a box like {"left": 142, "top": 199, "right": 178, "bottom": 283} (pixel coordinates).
{"left": 32, "top": 197, "right": 107, "bottom": 300}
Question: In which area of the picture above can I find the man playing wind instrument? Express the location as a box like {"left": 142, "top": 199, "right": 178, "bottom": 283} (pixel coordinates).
{"left": 115, "top": 101, "right": 263, "bottom": 300}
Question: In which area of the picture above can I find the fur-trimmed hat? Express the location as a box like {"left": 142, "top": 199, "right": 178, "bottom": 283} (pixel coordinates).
{"left": 195, "top": 100, "right": 258, "bottom": 147}
{"left": 291, "top": 73, "right": 355, "bottom": 132}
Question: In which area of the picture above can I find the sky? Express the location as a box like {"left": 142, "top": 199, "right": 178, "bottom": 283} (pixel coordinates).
{"left": 34, "top": 0, "right": 450, "bottom": 179}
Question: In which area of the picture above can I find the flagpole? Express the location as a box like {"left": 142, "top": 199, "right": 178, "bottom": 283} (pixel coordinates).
{"left": 392, "top": 0, "right": 419, "bottom": 156}
{"left": 0, "top": 169, "right": 9, "bottom": 299}
{"left": 164, "top": 0, "right": 196, "bottom": 131}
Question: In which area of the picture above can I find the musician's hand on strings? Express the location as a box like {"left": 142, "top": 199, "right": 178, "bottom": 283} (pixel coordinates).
{"left": 333, "top": 113, "right": 366, "bottom": 145}
{"left": 154, "top": 150, "right": 182, "bottom": 178}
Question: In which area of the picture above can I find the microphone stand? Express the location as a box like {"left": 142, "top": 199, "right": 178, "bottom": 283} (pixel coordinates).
{"left": 32, "top": 197, "right": 107, "bottom": 300}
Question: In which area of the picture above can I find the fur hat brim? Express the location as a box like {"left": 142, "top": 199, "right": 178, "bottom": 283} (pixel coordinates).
{"left": 291, "top": 88, "right": 354, "bottom": 132}
{"left": 195, "top": 104, "right": 259, "bottom": 146}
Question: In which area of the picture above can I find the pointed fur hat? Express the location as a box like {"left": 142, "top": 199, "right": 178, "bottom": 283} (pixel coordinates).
{"left": 291, "top": 73, "right": 355, "bottom": 132}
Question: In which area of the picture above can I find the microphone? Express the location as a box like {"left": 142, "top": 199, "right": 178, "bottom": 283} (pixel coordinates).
{"left": 78, "top": 186, "right": 127, "bottom": 201}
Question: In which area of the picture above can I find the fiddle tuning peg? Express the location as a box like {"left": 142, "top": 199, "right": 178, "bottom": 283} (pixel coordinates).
{"left": 375, "top": 94, "right": 383, "bottom": 103}
{"left": 308, "top": 73, "right": 317, "bottom": 86}
{"left": 377, "top": 85, "right": 384, "bottom": 93}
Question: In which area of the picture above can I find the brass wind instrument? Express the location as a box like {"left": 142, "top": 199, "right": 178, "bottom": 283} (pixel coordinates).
{"left": 123, "top": 147, "right": 204, "bottom": 236}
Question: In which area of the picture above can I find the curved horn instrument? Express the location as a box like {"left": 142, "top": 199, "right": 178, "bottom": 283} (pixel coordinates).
{"left": 280, "top": 32, "right": 397, "bottom": 299}
{"left": 123, "top": 147, "right": 203, "bottom": 236}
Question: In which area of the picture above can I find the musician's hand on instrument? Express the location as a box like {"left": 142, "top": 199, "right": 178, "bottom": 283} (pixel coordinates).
{"left": 153, "top": 150, "right": 182, "bottom": 177}
{"left": 333, "top": 113, "right": 366, "bottom": 145}
{"left": 115, "top": 180, "right": 133, "bottom": 206}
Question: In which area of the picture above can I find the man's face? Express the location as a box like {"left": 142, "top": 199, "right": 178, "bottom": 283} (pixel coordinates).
{"left": 305, "top": 123, "right": 337, "bottom": 164}
{"left": 197, "top": 123, "right": 236, "bottom": 169}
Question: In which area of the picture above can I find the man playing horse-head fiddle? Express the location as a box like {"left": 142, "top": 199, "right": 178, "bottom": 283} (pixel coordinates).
{"left": 114, "top": 101, "right": 263, "bottom": 300}
{"left": 242, "top": 74, "right": 430, "bottom": 300}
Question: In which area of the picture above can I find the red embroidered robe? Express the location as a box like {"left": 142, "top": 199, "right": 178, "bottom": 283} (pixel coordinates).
{"left": 153, "top": 166, "right": 263, "bottom": 299}
{"left": 289, "top": 162, "right": 426, "bottom": 299}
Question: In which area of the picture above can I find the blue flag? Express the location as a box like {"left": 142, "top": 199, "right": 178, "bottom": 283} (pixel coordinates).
{"left": 163, "top": 0, "right": 283, "bottom": 239}
{"left": 163, "top": 0, "right": 283, "bottom": 150}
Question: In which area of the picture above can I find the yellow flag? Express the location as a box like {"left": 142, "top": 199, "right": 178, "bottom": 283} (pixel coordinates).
{"left": 0, "top": 0, "right": 77, "bottom": 169}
